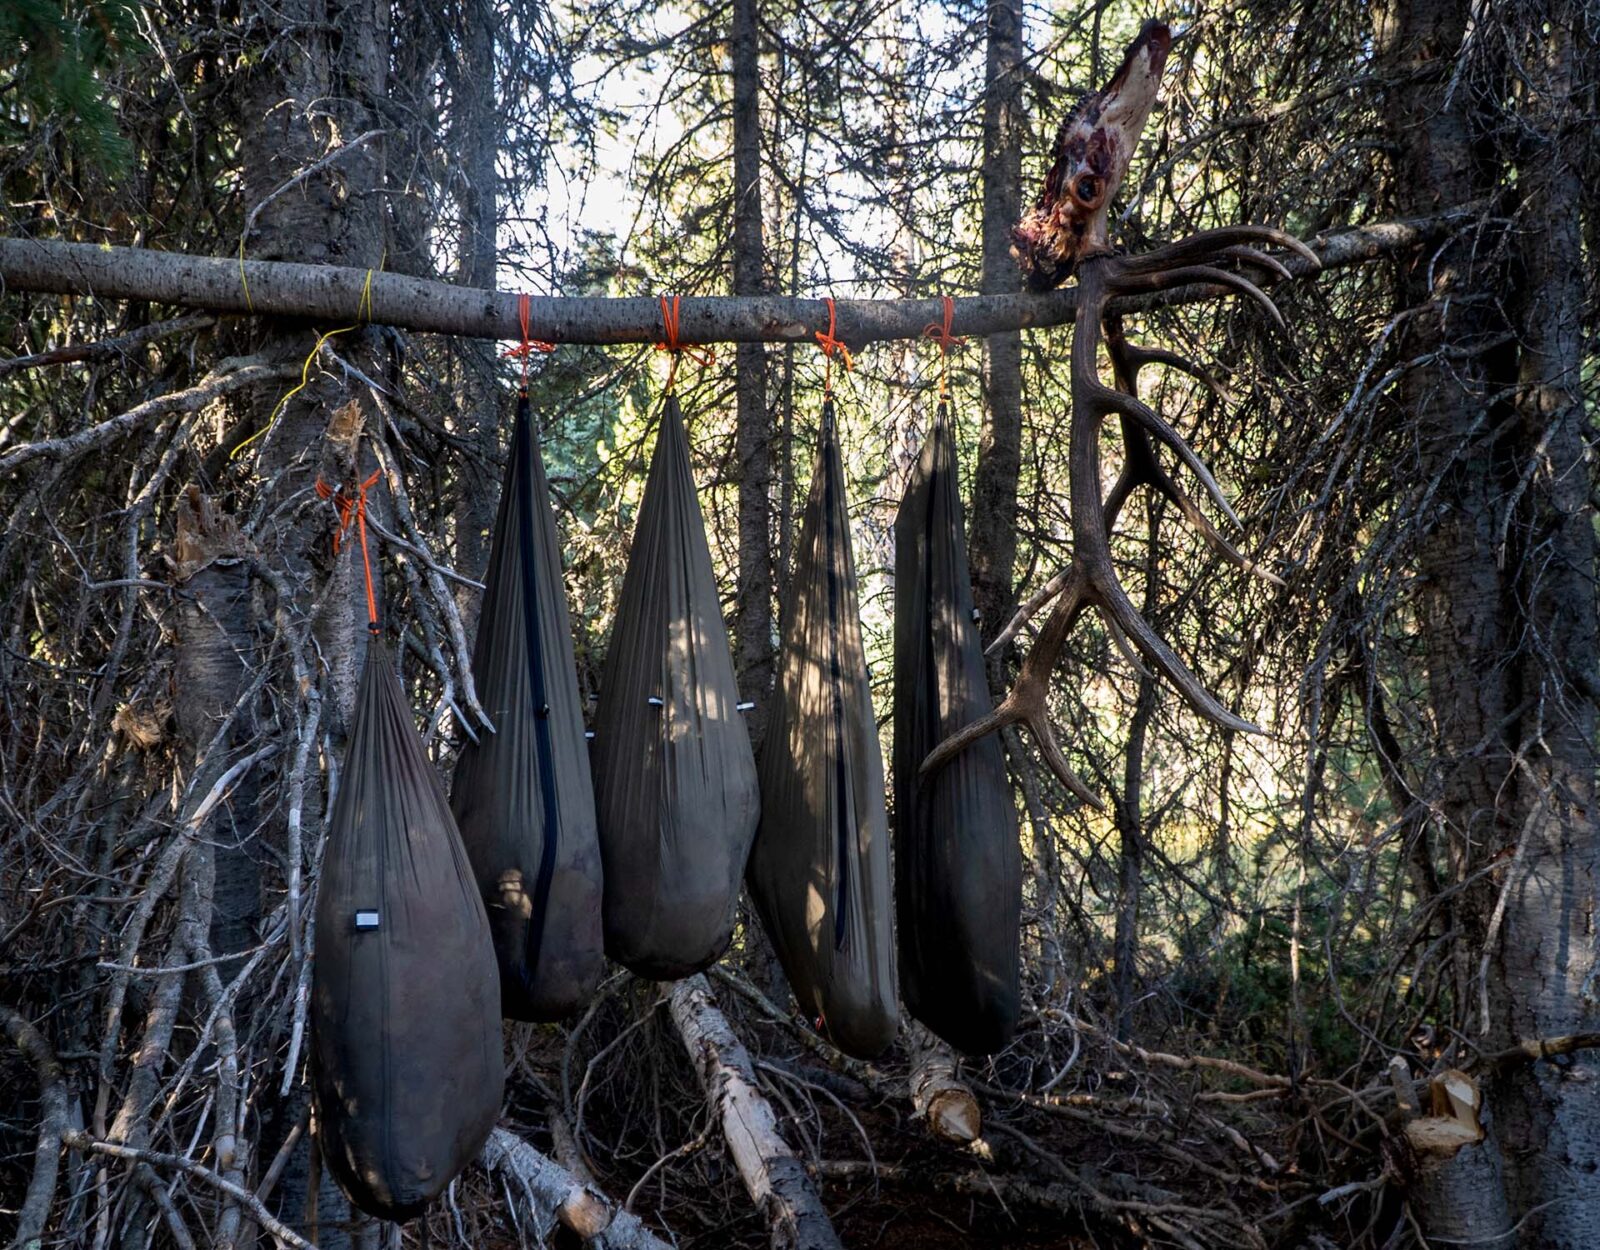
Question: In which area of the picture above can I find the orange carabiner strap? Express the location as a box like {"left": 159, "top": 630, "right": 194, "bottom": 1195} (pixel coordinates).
{"left": 922, "top": 294, "right": 966, "bottom": 401}
{"left": 316, "top": 468, "right": 384, "bottom": 632}
{"left": 654, "top": 295, "right": 715, "bottom": 393}
{"left": 814, "top": 296, "right": 854, "bottom": 397}
{"left": 503, "top": 293, "right": 556, "bottom": 394}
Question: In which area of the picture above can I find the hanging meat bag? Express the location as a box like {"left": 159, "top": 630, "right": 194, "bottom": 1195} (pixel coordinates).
{"left": 591, "top": 394, "right": 760, "bottom": 978}
{"left": 893, "top": 403, "right": 1022, "bottom": 1056}
{"left": 313, "top": 634, "right": 505, "bottom": 1221}
{"left": 451, "top": 394, "right": 605, "bottom": 1020}
{"left": 746, "top": 399, "right": 898, "bottom": 1059}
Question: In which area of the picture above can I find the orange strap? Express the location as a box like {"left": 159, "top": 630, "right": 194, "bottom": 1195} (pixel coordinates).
{"left": 814, "top": 296, "right": 853, "bottom": 396}
{"left": 502, "top": 293, "right": 556, "bottom": 393}
{"left": 653, "top": 295, "right": 715, "bottom": 393}
{"left": 316, "top": 469, "right": 383, "bottom": 631}
{"left": 922, "top": 295, "right": 966, "bottom": 400}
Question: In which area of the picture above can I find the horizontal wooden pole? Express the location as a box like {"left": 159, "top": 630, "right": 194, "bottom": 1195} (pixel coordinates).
{"left": 0, "top": 212, "right": 1468, "bottom": 349}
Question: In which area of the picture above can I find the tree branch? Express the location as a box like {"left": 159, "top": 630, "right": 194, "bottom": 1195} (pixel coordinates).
{"left": 0, "top": 211, "right": 1471, "bottom": 348}
{"left": 0, "top": 358, "right": 297, "bottom": 475}
{"left": 481, "top": 1127, "right": 670, "bottom": 1248}
{"left": 2, "top": 1006, "right": 69, "bottom": 1250}
{"left": 0, "top": 311, "right": 215, "bottom": 379}
{"left": 62, "top": 1132, "right": 313, "bottom": 1250}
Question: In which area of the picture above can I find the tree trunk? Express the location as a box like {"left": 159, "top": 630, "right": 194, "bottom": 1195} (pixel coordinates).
{"left": 1375, "top": 0, "right": 1600, "bottom": 1242}
{"left": 449, "top": 0, "right": 501, "bottom": 619}
{"left": 171, "top": 489, "right": 258, "bottom": 960}
{"left": 969, "top": 0, "right": 1025, "bottom": 657}
{"left": 731, "top": 0, "right": 773, "bottom": 744}
{"left": 1483, "top": 8, "right": 1600, "bottom": 1242}
{"left": 234, "top": 0, "right": 392, "bottom": 1241}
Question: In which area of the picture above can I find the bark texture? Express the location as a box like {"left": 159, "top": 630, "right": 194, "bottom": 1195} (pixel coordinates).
{"left": 969, "top": 0, "right": 1027, "bottom": 653}
{"left": 480, "top": 1128, "right": 671, "bottom": 1249}
{"left": 171, "top": 489, "right": 258, "bottom": 960}
{"left": 1375, "top": 0, "right": 1600, "bottom": 1242}
{"left": 0, "top": 216, "right": 1449, "bottom": 346}
{"left": 668, "top": 976, "right": 843, "bottom": 1250}
{"left": 449, "top": 0, "right": 503, "bottom": 619}
{"left": 731, "top": 0, "right": 775, "bottom": 743}
{"left": 908, "top": 1024, "right": 982, "bottom": 1144}
{"left": 233, "top": 0, "right": 392, "bottom": 1237}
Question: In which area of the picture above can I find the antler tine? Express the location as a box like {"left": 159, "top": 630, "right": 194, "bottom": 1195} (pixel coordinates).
{"left": 1120, "top": 264, "right": 1288, "bottom": 329}
{"left": 1120, "top": 224, "right": 1321, "bottom": 274}
{"left": 924, "top": 575, "right": 1104, "bottom": 813}
{"left": 919, "top": 700, "right": 1021, "bottom": 778}
{"left": 1094, "top": 571, "right": 1260, "bottom": 734}
{"left": 1027, "top": 709, "right": 1107, "bottom": 811}
{"left": 1145, "top": 457, "right": 1285, "bottom": 587}
{"left": 1103, "top": 326, "right": 1282, "bottom": 588}
{"left": 985, "top": 565, "right": 1073, "bottom": 656}
{"left": 1097, "top": 383, "right": 1244, "bottom": 530}
{"left": 1116, "top": 342, "right": 1235, "bottom": 406}
{"left": 1215, "top": 245, "right": 1295, "bottom": 284}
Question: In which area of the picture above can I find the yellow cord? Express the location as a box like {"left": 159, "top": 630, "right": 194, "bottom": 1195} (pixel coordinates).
{"left": 229, "top": 267, "right": 378, "bottom": 461}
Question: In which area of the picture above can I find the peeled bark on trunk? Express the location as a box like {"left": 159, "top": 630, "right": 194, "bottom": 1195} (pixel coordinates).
{"left": 172, "top": 489, "right": 258, "bottom": 960}
{"left": 907, "top": 1024, "right": 981, "bottom": 1144}
{"left": 667, "top": 975, "right": 843, "bottom": 1250}
{"left": 731, "top": 0, "right": 774, "bottom": 743}
{"left": 480, "top": 1128, "right": 669, "bottom": 1249}
{"left": 969, "top": 0, "right": 1025, "bottom": 655}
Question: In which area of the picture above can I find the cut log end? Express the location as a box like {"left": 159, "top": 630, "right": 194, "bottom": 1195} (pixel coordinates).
{"left": 908, "top": 1025, "right": 983, "bottom": 1144}
{"left": 923, "top": 1086, "right": 982, "bottom": 1144}
{"left": 556, "top": 1184, "right": 613, "bottom": 1240}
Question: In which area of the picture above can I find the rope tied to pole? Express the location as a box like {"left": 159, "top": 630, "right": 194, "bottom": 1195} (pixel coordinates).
{"left": 653, "top": 295, "right": 715, "bottom": 394}
{"left": 922, "top": 294, "right": 966, "bottom": 400}
{"left": 230, "top": 266, "right": 380, "bottom": 460}
{"left": 315, "top": 468, "right": 384, "bottom": 632}
{"left": 814, "top": 296, "right": 853, "bottom": 396}
{"left": 502, "top": 293, "right": 556, "bottom": 393}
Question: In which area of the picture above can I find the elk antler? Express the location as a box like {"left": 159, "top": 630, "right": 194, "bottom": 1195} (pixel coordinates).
{"left": 926, "top": 22, "right": 1320, "bottom": 806}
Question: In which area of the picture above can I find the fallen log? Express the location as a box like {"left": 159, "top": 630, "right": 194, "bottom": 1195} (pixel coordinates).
{"left": 908, "top": 1023, "right": 982, "bottom": 1144}
{"left": 480, "top": 1127, "right": 669, "bottom": 1249}
{"left": 667, "top": 975, "right": 844, "bottom": 1250}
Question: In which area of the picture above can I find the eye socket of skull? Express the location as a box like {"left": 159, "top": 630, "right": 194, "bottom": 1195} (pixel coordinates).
{"left": 1073, "top": 174, "right": 1102, "bottom": 206}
